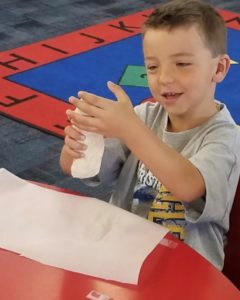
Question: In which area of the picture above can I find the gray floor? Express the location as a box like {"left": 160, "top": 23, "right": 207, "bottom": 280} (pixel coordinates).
{"left": 0, "top": 0, "right": 239, "bottom": 199}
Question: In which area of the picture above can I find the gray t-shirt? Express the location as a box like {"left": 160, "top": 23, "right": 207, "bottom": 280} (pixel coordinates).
{"left": 89, "top": 101, "right": 240, "bottom": 270}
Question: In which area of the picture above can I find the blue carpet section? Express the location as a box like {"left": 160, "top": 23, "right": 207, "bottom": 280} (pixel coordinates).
{"left": 215, "top": 29, "right": 240, "bottom": 124}
{"left": 8, "top": 35, "right": 151, "bottom": 106}
{"left": 8, "top": 29, "right": 240, "bottom": 124}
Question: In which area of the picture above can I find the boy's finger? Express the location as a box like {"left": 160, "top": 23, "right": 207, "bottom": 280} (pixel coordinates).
{"left": 68, "top": 96, "right": 84, "bottom": 108}
{"left": 77, "top": 91, "right": 107, "bottom": 109}
{"left": 107, "top": 81, "right": 132, "bottom": 105}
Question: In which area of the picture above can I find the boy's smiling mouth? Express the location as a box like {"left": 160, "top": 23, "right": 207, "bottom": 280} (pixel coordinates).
{"left": 161, "top": 92, "right": 183, "bottom": 102}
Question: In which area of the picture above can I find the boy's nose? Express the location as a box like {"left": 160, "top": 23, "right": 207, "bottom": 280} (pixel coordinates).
{"left": 158, "top": 69, "right": 174, "bottom": 85}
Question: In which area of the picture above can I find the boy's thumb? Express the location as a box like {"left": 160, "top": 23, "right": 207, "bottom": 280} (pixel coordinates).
{"left": 107, "top": 81, "right": 132, "bottom": 104}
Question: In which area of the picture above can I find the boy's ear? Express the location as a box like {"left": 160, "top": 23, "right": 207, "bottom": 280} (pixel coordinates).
{"left": 212, "top": 54, "right": 231, "bottom": 83}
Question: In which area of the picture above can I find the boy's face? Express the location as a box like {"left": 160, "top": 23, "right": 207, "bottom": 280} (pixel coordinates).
{"left": 143, "top": 25, "right": 222, "bottom": 123}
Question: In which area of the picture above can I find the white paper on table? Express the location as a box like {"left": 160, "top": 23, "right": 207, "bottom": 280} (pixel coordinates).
{"left": 0, "top": 169, "right": 169, "bottom": 284}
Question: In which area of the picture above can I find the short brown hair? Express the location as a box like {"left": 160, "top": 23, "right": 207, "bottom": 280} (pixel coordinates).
{"left": 143, "top": 0, "right": 227, "bottom": 57}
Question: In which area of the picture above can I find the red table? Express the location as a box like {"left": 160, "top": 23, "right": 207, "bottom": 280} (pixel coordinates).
{"left": 0, "top": 184, "right": 239, "bottom": 300}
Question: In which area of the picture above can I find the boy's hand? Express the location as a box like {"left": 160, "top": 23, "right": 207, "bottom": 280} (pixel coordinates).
{"left": 66, "top": 81, "right": 137, "bottom": 139}
{"left": 63, "top": 125, "right": 87, "bottom": 159}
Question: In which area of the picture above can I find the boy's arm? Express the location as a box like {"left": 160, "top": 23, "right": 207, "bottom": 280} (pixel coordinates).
{"left": 121, "top": 116, "right": 205, "bottom": 202}
{"left": 59, "top": 145, "right": 74, "bottom": 175}
{"left": 66, "top": 82, "right": 205, "bottom": 202}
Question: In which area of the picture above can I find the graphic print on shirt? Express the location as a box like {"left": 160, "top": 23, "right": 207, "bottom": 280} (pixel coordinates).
{"left": 132, "top": 162, "right": 159, "bottom": 218}
{"left": 148, "top": 184, "right": 186, "bottom": 241}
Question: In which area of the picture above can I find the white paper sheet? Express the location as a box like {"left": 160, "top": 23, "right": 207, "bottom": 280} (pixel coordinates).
{"left": 0, "top": 169, "right": 168, "bottom": 284}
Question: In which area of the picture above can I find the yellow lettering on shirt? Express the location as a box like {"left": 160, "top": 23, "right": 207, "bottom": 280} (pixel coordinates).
{"left": 148, "top": 184, "right": 186, "bottom": 240}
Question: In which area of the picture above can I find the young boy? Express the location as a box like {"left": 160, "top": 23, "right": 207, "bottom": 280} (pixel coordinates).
{"left": 60, "top": 0, "right": 240, "bottom": 270}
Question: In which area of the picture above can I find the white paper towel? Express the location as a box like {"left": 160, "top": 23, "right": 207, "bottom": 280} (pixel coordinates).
{"left": 71, "top": 107, "right": 104, "bottom": 179}
{"left": 0, "top": 169, "right": 169, "bottom": 284}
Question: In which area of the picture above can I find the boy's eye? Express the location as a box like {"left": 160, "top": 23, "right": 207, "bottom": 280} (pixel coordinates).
{"left": 147, "top": 65, "right": 157, "bottom": 71}
{"left": 176, "top": 62, "right": 191, "bottom": 67}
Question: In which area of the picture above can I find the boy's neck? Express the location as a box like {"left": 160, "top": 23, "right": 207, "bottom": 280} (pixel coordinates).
{"left": 167, "top": 101, "right": 220, "bottom": 132}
